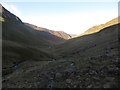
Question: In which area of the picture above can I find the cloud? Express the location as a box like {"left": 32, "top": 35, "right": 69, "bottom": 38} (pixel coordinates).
{"left": 1, "top": 2, "right": 22, "bottom": 17}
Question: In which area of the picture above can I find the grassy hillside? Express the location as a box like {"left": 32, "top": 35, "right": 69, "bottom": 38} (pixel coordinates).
{"left": 54, "top": 24, "right": 119, "bottom": 59}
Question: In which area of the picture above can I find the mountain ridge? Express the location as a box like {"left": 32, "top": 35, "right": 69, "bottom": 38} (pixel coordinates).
{"left": 80, "top": 17, "right": 119, "bottom": 36}
{"left": 25, "top": 23, "right": 72, "bottom": 40}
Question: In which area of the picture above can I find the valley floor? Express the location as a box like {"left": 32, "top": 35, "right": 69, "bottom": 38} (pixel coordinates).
{"left": 2, "top": 54, "right": 119, "bottom": 88}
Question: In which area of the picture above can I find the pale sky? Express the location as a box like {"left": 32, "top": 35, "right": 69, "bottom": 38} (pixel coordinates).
{"left": 1, "top": 1, "right": 118, "bottom": 34}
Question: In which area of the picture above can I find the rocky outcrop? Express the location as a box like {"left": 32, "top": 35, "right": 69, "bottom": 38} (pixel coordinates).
{"left": 2, "top": 6, "right": 23, "bottom": 24}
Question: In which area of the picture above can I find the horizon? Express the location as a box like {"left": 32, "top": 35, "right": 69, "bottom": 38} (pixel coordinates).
{"left": 1, "top": 1, "right": 118, "bottom": 34}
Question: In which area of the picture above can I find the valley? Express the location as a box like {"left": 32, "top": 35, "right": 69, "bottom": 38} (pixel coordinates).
{"left": 1, "top": 5, "right": 119, "bottom": 88}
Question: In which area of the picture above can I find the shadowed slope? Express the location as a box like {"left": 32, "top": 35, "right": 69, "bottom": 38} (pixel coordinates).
{"left": 1, "top": 6, "right": 66, "bottom": 75}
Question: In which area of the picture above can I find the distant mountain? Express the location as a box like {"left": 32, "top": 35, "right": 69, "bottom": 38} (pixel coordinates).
{"left": 25, "top": 23, "right": 72, "bottom": 40}
{"left": 25, "top": 23, "right": 46, "bottom": 30}
{"left": 81, "top": 17, "right": 119, "bottom": 36}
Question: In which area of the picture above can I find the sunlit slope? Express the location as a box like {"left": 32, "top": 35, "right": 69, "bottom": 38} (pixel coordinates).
{"left": 80, "top": 17, "right": 119, "bottom": 36}
{"left": 25, "top": 23, "right": 72, "bottom": 40}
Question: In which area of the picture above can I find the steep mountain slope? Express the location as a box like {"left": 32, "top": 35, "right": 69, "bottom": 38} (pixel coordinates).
{"left": 81, "top": 17, "right": 119, "bottom": 36}
{"left": 25, "top": 23, "right": 72, "bottom": 40}
{"left": 1, "top": 6, "right": 66, "bottom": 75}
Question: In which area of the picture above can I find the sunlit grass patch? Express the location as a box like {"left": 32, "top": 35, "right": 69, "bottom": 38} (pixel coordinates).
{"left": 0, "top": 16, "right": 4, "bottom": 22}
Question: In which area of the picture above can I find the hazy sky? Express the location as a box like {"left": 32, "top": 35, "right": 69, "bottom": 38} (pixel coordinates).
{"left": 1, "top": 1, "right": 118, "bottom": 34}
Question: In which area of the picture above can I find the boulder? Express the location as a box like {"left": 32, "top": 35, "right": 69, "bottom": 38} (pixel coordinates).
{"left": 55, "top": 73, "right": 62, "bottom": 79}
{"left": 66, "top": 79, "right": 72, "bottom": 84}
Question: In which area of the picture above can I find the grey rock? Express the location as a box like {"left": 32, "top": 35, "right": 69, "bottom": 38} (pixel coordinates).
{"left": 70, "top": 63, "right": 74, "bottom": 66}
{"left": 47, "top": 80, "right": 55, "bottom": 88}
{"left": 74, "top": 85, "right": 77, "bottom": 88}
{"left": 66, "top": 79, "right": 72, "bottom": 84}
{"left": 94, "top": 86, "right": 100, "bottom": 88}
{"left": 65, "top": 67, "right": 76, "bottom": 73}
{"left": 105, "top": 77, "right": 115, "bottom": 82}
{"left": 58, "top": 65, "right": 62, "bottom": 68}
{"left": 55, "top": 73, "right": 62, "bottom": 79}
{"left": 76, "top": 76, "right": 80, "bottom": 79}
{"left": 87, "top": 84, "right": 92, "bottom": 88}
{"left": 50, "top": 77, "right": 54, "bottom": 80}
{"left": 92, "top": 77, "right": 100, "bottom": 81}
{"left": 89, "top": 70, "right": 97, "bottom": 75}
{"left": 103, "top": 83, "right": 111, "bottom": 88}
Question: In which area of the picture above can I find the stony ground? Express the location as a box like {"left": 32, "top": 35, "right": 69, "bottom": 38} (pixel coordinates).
{"left": 2, "top": 55, "right": 119, "bottom": 88}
